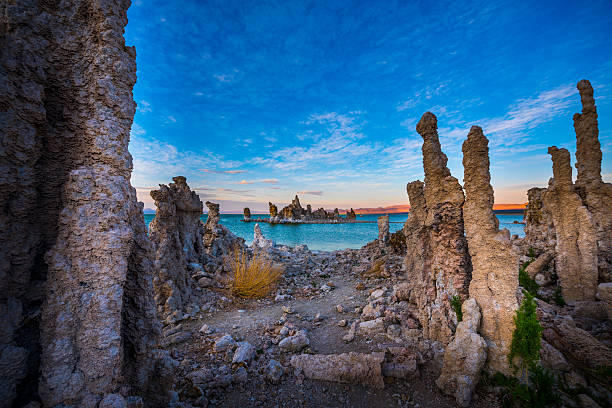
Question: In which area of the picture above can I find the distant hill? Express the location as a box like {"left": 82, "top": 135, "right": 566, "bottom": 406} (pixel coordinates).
{"left": 341, "top": 203, "right": 527, "bottom": 215}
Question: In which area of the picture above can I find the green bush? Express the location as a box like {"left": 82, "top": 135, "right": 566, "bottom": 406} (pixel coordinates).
{"left": 450, "top": 295, "right": 463, "bottom": 322}
{"left": 552, "top": 286, "right": 566, "bottom": 306}
{"left": 509, "top": 291, "right": 542, "bottom": 374}
{"left": 519, "top": 262, "right": 539, "bottom": 296}
{"left": 487, "top": 365, "right": 560, "bottom": 408}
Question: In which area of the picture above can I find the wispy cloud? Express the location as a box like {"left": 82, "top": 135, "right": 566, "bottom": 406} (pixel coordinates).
{"left": 297, "top": 190, "right": 323, "bottom": 196}
{"left": 253, "top": 112, "right": 372, "bottom": 171}
{"left": 201, "top": 168, "right": 246, "bottom": 174}
{"left": 137, "top": 100, "right": 151, "bottom": 114}
{"left": 238, "top": 178, "right": 278, "bottom": 185}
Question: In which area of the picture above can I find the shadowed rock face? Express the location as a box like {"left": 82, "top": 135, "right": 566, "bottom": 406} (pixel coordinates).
{"left": 544, "top": 147, "right": 598, "bottom": 302}
{"left": 243, "top": 207, "right": 251, "bottom": 220}
{"left": 404, "top": 112, "right": 472, "bottom": 344}
{"left": 462, "top": 126, "right": 518, "bottom": 375}
{"left": 573, "top": 80, "right": 612, "bottom": 282}
{"left": 149, "top": 177, "right": 205, "bottom": 317}
{"left": 1, "top": 1, "right": 162, "bottom": 406}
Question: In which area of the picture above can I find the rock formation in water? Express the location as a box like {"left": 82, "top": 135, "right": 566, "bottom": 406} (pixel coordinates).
{"left": 279, "top": 195, "right": 305, "bottom": 220}
{"left": 404, "top": 112, "right": 472, "bottom": 344}
{"left": 269, "top": 202, "right": 279, "bottom": 219}
{"left": 377, "top": 215, "right": 389, "bottom": 244}
{"left": 1, "top": 1, "right": 163, "bottom": 405}
{"left": 268, "top": 195, "right": 345, "bottom": 222}
{"left": 572, "top": 80, "right": 612, "bottom": 282}
{"left": 243, "top": 207, "right": 251, "bottom": 221}
{"left": 542, "top": 147, "right": 598, "bottom": 301}
{"left": 461, "top": 126, "right": 518, "bottom": 374}
{"left": 149, "top": 177, "right": 205, "bottom": 317}
{"left": 346, "top": 208, "right": 356, "bottom": 220}
{"left": 436, "top": 298, "right": 487, "bottom": 407}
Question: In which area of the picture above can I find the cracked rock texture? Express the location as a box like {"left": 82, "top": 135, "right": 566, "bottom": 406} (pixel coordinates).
{"left": 290, "top": 352, "right": 385, "bottom": 389}
{"left": 462, "top": 126, "right": 518, "bottom": 375}
{"left": 404, "top": 112, "right": 472, "bottom": 344}
{"left": 436, "top": 298, "right": 487, "bottom": 407}
{"left": 544, "top": 147, "right": 598, "bottom": 302}
{"left": 523, "top": 187, "right": 555, "bottom": 255}
{"left": 149, "top": 177, "right": 205, "bottom": 316}
{"left": 572, "top": 80, "right": 612, "bottom": 283}
{"left": 1, "top": 0, "right": 163, "bottom": 406}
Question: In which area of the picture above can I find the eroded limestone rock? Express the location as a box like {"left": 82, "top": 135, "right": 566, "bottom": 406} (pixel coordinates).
{"left": 545, "top": 147, "right": 598, "bottom": 302}
{"left": 269, "top": 202, "right": 279, "bottom": 219}
{"left": 149, "top": 177, "right": 204, "bottom": 316}
{"left": 462, "top": 126, "right": 518, "bottom": 374}
{"left": 290, "top": 352, "right": 385, "bottom": 389}
{"left": 243, "top": 207, "right": 251, "bottom": 221}
{"left": 436, "top": 299, "right": 487, "bottom": 407}
{"left": 0, "top": 1, "right": 163, "bottom": 405}
{"left": 573, "top": 80, "right": 612, "bottom": 283}
{"left": 404, "top": 112, "right": 472, "bottom": 344}
{"left": 377, "top": 215, "right": 389, "bottom": 244}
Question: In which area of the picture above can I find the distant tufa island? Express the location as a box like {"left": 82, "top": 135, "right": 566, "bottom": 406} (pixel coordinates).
{"left": 243, "top": 195, "right": 357, "bottom": 223}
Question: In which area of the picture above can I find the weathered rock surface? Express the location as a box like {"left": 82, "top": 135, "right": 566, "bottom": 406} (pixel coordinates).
{"left": 290, "top": 352, "right": 385, "bottom": 389}
{"left": 572, "top": 80, "right": 612, "bottom": 283}
{"left": 149, "top": 177, "right": 204, "bottom": 316}
{"left": 279, "top": 330, "right": 310, "bottom": 352}
{"left": 596, "top": 283, "right": 612, "bottom": 320}
{"left": 253, "top": 223, "right": 275, "bottom": 249}
{"left": 436, "top": 299, "right": 487, "bottom": 407}
{"left": 462, "top": 126, "right": 518, "bottom": 374}
{"left": 377, "top": 215, "right": 389, "bottom": 244}
{"left": 523, "top": 187, "right": 555, "bottom": 255}
{"left": 404, "top": 112, "right": 472, "bottom": 344}
{"left": 243, "top": 207, "right": 251, "bottom": 221}
{"left": 1, "top": 1, "right": 164, "bottom": 405}
{"left": 542, "top": 315, "right": 612, "bottom": 373}
{"left": 544, "top": 147, "right": 598, "bottom": 302}
{"left": 524, "top": 81, "right": 611, "bottom": 296}
{"left": 525, "top": 252, "right": 554, "bottom": 279}
{"left": 202, "top": 201, "right": 245, "bottom": 273}
{"left": 269, "top": 202, "right": 279, "bottom": 219}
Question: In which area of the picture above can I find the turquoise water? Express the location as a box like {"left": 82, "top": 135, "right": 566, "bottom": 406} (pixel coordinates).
{"left": 143, "top": 212, "right": 524, "bottom": 251}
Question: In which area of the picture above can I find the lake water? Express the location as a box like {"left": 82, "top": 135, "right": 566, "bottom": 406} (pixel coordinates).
{"left": 143, "top": 212, "right": 524, "bottom": 251}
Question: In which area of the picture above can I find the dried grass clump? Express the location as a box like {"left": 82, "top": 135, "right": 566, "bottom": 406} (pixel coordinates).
{"left": 363, "top": 258, "right": 386, "bottom": 277}
{"left": 228, "top": 248, "right": 283, "bottom": 298}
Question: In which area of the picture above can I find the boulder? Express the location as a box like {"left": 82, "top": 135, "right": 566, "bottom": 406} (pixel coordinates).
{"left": 232, "top": 342, "right": 255, "bottom": 365}
{"left": 279, "top": 330, "right": 309, "bottom": 352}
{"left": 290, "top": 352, "right": 385, "bottom": 389}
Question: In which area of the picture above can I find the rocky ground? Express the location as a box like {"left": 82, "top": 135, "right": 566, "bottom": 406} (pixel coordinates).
{"left": 156, "top": 237, "right": 503, "bottom": 408}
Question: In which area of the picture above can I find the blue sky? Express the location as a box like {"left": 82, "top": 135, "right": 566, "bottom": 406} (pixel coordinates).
{"left": 126, "top": 0, "right": 612, "bottom": 213}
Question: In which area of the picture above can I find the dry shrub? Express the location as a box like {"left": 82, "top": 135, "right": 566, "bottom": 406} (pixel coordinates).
{"left": 228, "top": 248, "right": 283, "bottom": 298}
{"left": 363, "top": 258, "right": 386, "bottom": 277}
